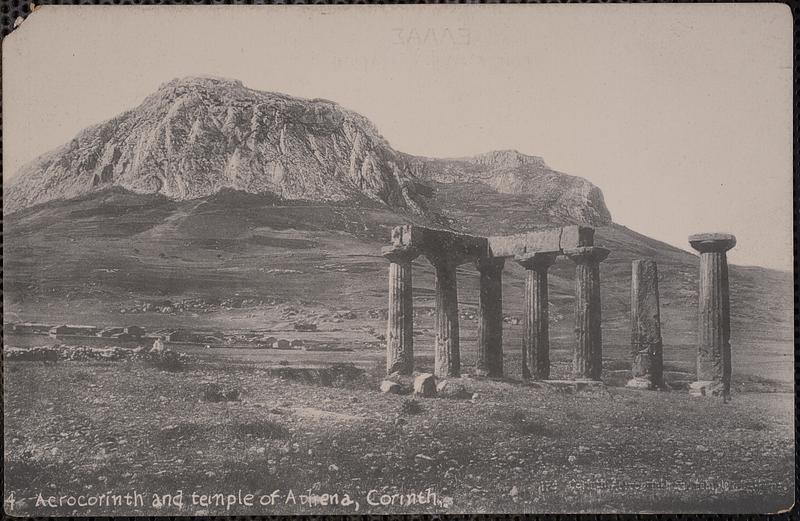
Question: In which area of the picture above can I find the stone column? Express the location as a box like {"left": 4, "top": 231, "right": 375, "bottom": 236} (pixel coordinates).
{"left": 430, "top": 257, "right": 461, "bottom": 378}
{"left": 565, "top": 246, "right": 610, "bottom": 380}
{"left": 688, "top": 233, "right": 736, "bottom": 397}
{"left": 475, "top": 257, "right": 505, "bottom": 377}
{"left": 515, "top": 252, "right": 559, "bottom": 380}
{"left": 627, "top": 259, "right": 664, "bottom": 389}
{"left": 382, "top": 246, "right": 419, "bottom": 375}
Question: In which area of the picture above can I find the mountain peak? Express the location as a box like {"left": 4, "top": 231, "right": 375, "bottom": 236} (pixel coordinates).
{"left": 5, "top": 77, "right": 611, "bottom": 226}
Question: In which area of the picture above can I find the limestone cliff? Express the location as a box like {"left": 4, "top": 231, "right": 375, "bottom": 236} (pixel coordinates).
{"left": 5, "top": 76, "right": 612, "bottom": 226}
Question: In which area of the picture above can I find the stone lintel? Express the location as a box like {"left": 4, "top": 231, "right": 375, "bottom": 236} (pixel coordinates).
{"left": 487, "top": 225, "right": 594, "bottom": 258}
{"left": 515, "top": 251, "right": 559, "bottom": 271}
{"left": 689, "top": 233, "right": 736, "bottom": 254}
{"left": 564, "top": 246, "right": 610, "bottom": 264}
{"left": 390, "top": 224, "right": 487, "bottom": 266}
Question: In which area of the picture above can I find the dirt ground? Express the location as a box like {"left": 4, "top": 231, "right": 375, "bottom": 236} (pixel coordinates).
{"left": 3, "top": 347, "right": 794, "bottom": 516}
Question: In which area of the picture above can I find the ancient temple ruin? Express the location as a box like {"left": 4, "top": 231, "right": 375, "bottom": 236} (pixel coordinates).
{"left": 381, "top": 224, "right": 609, "bottom": 381}
{"left": 381, "top": 224, "right": 738, "bottom": 396}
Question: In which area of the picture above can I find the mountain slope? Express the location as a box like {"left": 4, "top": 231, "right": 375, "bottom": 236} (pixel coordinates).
{"left": 5, "top": 76, "right": 611, "bottom": 226}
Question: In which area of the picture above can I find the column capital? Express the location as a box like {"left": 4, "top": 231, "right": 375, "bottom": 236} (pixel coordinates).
{"left": 475, "top": 256, "right": 506, "bottom": 272}
{"left": 515, "top": 251, "right": 559, "bottom": 271}
{"left": 564, "top": 246, "right": 610, "bottom": 265}
{"left": 382, "top": 245, "right": 419, "bottom": 263}
{"left": 689, "top": 233, "right": 736, "bottom": 254}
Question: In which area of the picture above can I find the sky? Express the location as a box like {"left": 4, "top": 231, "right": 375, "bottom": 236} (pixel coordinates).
{"left": 3, "top": 4, "right": 793, "bottom": 270}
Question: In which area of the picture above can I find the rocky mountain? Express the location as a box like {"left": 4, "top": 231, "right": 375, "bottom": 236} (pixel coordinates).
{"left": 5, "top": 76, "right": 611, "bottom": 225}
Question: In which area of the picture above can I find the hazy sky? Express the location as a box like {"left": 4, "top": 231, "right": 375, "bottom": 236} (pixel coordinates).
{"left": 3, "top": 5, "right": 793, "bottom": 270}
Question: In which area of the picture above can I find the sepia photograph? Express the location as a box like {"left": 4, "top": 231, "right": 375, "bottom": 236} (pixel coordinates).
{"left": 2, "top": 4, "right": 794, "bottom": 515}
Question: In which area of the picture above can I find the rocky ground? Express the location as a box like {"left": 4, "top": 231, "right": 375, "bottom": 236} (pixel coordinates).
{"left": 3, "top": 351, "right": 793, "bottom": 516}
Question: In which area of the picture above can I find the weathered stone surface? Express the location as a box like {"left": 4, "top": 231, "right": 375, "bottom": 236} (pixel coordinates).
{"left": 688, "top": 233, "right": 736, "bottom": 253}
{"left": 688, "top": 380, "right": 727, "bottom": 397}
{"left": 475, "top": 257, "right": 505, "bottom": 378}
{"left": 390, "top": 225, "right": 487, "bottom": 266}
{"left": 432, "top": 258, "right": 461, "bottom": 378}
{"left": 689, "top": 233, "right": 735, "bottom": 397}
{"left": 380, "top": 380, "right": 403, "bottom": 394}
{"left": 565, "top": 246, "right": 610, "bottom": 381}
{"left": 488, "top": 229, "right": 562, "bottom": 257}
{"left": 516, "top": 252, "right": 558, "bottom": 380}
{"left": 436, "top": 380, "right": 471, "bottom": 399}
{"left": 487, "top": 225, "right": 593, "bottom": 258}
{"left": 413, "top": 373, "right": 437, "bottom": 397}
{"left": 382, "top": 245, "right": 419, "bottom": 375}
{"left": 276, "top": 339, "right": 291, "bottom": 349}
{"left": 627, "top": 259, "right": 664, "bottom": 390}
{"left": 560, "top": 225, "right": 595, "bottom": 250}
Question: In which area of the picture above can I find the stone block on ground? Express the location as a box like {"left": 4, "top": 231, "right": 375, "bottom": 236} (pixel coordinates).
{"left": 626, "top": 376, "right": 655, "bottom": 390}
{"left": 436, "top": 380, "right": 473, "bottom": 399}
{"left": 276, "top": 339, "right": 291, "bottom": 349}
{"left": 413, "top": 373, "right": 437, "bottom": 398}
{"left": 689, "top": 380, "right": 727, "bottom": 397}
{"left": 380, "top": 380, "right": 403, "bottom": 394}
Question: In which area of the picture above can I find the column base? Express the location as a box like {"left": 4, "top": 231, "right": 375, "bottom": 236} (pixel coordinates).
{"left": 688, "top": 380, "right": 728, "bottom": 397}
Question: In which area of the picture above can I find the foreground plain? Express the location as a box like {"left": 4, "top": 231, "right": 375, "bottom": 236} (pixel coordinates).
{"left": 4, "top": 348, "right": 793, "bottom": 516}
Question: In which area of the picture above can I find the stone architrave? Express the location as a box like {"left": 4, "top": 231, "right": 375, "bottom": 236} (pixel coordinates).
{"left": 382, "top": 245, "right": 419, "bottom": 375}
{"left": 688, "top": 233, "right": 736, "bottom": 397}
{"left": 515, "top": 252, "right": 559, "bottom": 380}
{"left": 627, "top": 259, "right": 664, "bottom": 389}
{"left": 565, "top": 246, "right": 610, "bottom": 380}
{"left": 475, "top": 257, "right": 505, "bottom": 378}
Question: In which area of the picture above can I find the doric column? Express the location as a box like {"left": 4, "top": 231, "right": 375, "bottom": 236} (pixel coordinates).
{"left": 381, "top": 245, "right": 419, "bottom": 375}
{"left": 515, "top": 252, "right": 559, "bottom": 380}
{"left": 565, "top": 246, "right": 610, "bottom": 380}
{"left": 430, "top": 256, "right": 461, "bottom": 378}
{"left": 627, "top": 259, "right": 664, "bottom": 389}
{"left": 475, "top": 257, "right": 506, "bottom": 377}
{"left": 688, "top": 233, "right": 736, "bottom": 397}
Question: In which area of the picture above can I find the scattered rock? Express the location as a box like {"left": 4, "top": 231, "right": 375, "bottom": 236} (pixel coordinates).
{"left": 413, "top": 373, "right": 436, "bottom": 398}
{"left": 436, "top": 380, "right": 472, "bottom": 399}
{"left": 380, "top": 380, "right": 403, "bottom": 394}
{"left": 509, "top": 486, "right": 519, "bottom": 497}
{"left": 276, "top": 339, "right": 291, "bottom": 349}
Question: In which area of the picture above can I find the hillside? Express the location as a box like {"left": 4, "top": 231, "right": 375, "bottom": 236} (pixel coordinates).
{"left": 3, "top": 188, "right": 793, "bottom": 387}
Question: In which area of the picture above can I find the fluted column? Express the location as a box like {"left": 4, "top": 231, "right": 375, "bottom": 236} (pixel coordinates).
{"left": 515, "top": 252, "right": 559, "bottom": 380}
{"left": 382, "top": 246, "right": 419, "bottom": 375}
{"left": 627, "top": 259, "right": 664, "bottom": 389}
{"left": 475, "top": 257, "right": 506, "bottom": 377}
{"left": 689, "top": 233, "right": 736, "bottom": 397}
{"left": 565, "top": 246, "right": 610, "bottom": 380}
{"left": 431, "top": 257, "right": 461, "bottom": 378}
